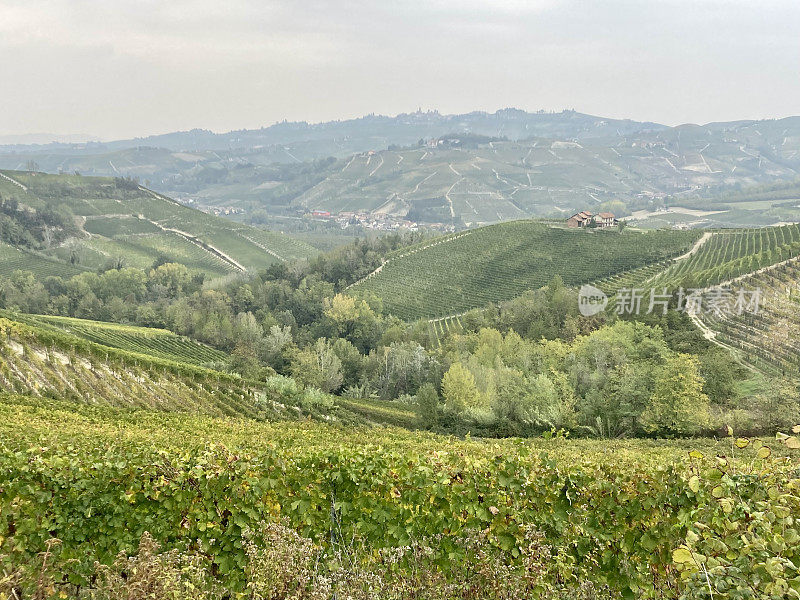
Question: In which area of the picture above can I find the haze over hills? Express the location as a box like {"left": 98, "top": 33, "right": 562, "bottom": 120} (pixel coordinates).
{"left": 2, "top": 109, "right": 799, "bottom": 230}
{"left": 0, "top": 109, "right": 663, "bottom": 154}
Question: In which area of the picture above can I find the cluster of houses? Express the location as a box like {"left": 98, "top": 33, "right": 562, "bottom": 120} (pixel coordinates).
{"left": 308, "top": 210, "right": 422, "bottom": 232}
{"left": 566, "top": 210, "right": 617, "bottom": 229}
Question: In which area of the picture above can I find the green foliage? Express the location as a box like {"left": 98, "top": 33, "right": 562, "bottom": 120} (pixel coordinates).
{"left": 415, "top": 382, "right": 440, "bottom": 429}
{"left": 673, "top": 431, "right": 800, "bottom": 599}
{"left": 442, "top": 362, "right": 481, "bottom": 412}
{"left": 1, "top": 396, "right": 799, "bottom": 597}
{"left": 351, "top": 222, "right": 699, "bottom": 320}
{"left": 290, "top": 338, "right": 344, "bottom": 393}
{"left": 641, "top": 353, "right": 711, "bottom": 436}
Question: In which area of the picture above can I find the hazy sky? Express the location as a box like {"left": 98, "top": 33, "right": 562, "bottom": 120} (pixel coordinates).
{"left": 1, "top": 0, "right": 798, "bottom": 140}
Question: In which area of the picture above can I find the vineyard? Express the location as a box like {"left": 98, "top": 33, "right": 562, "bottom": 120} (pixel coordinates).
{"left": 0, "top": 170, "right": 318, "bottom": 278}
{"left": 0, "top": 242, "right": 88, "bottom": 279}
{"left": 651, "top": 224, "right": 800, "bottom": 290}
{"left": 10, "top": 313, "right": 227, "bottom": 365}
{"left": 1, "top": 394, "right": 798, "bottom": 598}
{"left": 350, "top": 222, "right": 700, "bottom": 320}
{"left": 0, "top": 315, "right": 402, "bottom": 426}
{"left": 695, "top": 258, "right": 800, "bottom": 374}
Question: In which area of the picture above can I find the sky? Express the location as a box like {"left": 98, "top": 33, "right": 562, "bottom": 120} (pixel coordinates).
{"left": 0, "top": 0, "right": 798, "bottom": 140}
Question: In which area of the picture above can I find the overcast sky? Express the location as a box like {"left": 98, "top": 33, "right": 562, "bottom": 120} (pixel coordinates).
{"left": 0, "top": 0, "right": 798, "bottom": 140}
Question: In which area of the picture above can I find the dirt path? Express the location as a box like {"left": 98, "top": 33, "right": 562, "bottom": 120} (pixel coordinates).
{"left": 136, "top": 190, "right": 249, "bottom": 272}
{"left": 368, "top": 155, "right": 384, "bottom": 178}
{"left": 445, "top": 178, "right": 463, "bottom": 218}
{"left": 673, "top": 232, "right": 713, "bottom": 262}
{"left": 0, "top": 171, "right": 28, "bottom": 191}
{"left": 410, "top": 171, "right": 437, "bottom": 195}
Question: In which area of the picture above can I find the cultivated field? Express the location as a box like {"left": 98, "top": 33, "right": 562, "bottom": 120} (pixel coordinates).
{"left": 0, "top": 170, "right": 318, "bottom": 277}
{"left": 350, "top": 222, "right": 700, "bottom": 320}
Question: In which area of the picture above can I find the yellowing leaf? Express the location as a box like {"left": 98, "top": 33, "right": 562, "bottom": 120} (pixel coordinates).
{"left": 673, "top": 547, "right": 694, "bottom": 564}
{"left": 757, "top": 446, "right": 772, "bottom": 459}
{"left": 688, "top": 450, "right": 704, "bottom": 460}
{"left": 792, "top": 425, "right": 800, "bottom": 434}
{"left": 735, "top": 438, "right": 750, "bottom": 449}
{"left": 726, "top": 425, "right": 734, "bottom": 437}
{"left": 784, "top": 436, "right": 800, "bottom": 450}
{"left": 711, "top": 485, "right": 725, "bottom": 499}
{"left": 688, "top": 475, "right": 700, "bottom": 494}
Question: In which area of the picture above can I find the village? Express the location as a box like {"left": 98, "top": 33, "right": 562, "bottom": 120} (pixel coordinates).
{"left": 306, "top": 209, "right": 458, "bottom": 233}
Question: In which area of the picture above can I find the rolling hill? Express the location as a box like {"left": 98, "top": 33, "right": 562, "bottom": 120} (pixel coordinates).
{"left": 348, "top": 221, "right": 701, "bottom": 320}
{"left": 0, "top": 170, "right": 318, "bottom": 278}
{"left": 3, "top": 112, "right": 800, "bottom": 229}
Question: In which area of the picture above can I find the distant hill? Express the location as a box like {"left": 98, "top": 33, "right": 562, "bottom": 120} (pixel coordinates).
{"left": 0, "top": 109, "right": 663, "bottom": 155}
{"left": 0, "top": 170, "right": 318, "bottom": 279}
{"left": 2, "top": 111, "right": 800, "bottom": 229}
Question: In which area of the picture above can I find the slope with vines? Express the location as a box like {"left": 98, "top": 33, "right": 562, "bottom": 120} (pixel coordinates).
{"left": 349, "top": 221, "right": 700, "bottom": 320}
{"left": 650, "top": 224, "right": 800, "bottom": 290}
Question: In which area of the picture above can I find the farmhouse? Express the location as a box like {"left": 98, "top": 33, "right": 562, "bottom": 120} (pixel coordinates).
{"left": 594, "top": 212, "right": 617, "bottom": 228}
{"left": 566, "top": 210, "right": 593, "bottom": 228}
{"left": 566, "top": 211, "right": 617, "bottom": 228}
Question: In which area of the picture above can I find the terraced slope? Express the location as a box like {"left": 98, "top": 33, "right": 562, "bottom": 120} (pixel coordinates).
{"left": 349, "top": 221, "right": 700, "bottom": 320}
{"left": 0, "top": 315, "right": 411, "bottom": 428}
{"left": 0, "top": 170, "right": 318, "bottom": 277}
{"left": 7, "top": 313, "right": 227, "bottom": 365}
{"left": 0, "top": 316, "right": 264, "bottom": 417}
{"left": 650, "top": 224, "right": 800, "bottom": 289}
{"left": 0, "top": 242, "right": 89, "bottom": 279}
{"left": 695, "top": 258, "right": 800, "bottom": 374}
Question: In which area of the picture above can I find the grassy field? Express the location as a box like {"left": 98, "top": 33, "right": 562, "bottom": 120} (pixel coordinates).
{"left": 0, "top": 170, "right": 318, "bottom": 278}
{"left": 350, "top": 222, "right": 700, "bottom": 320}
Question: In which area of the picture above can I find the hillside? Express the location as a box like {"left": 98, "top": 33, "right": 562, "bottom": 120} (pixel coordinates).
{"left": 0, "top": 170, "right": 318, "bottom": 278}
{"left": 3, "top": 114, "right": 800, "bottom": 229}
{"left": 0, "top": 109, "right": 661, "bottom": 155}
{"left": 288, "top": 120, "right": 800, "bottom": 226}
{"left": 0, "top": 115, "right": 800, "bottom": 232}
{"left": 5, "top": 312, "right": 228, "bottom": 365}
{"left": 0, "top": 314, "right": 415, "bottom": 426}
{"left": 349, "top": 221, "right": 700, "bottom": 320}
{"left": 0, "top": 315, "right": 264, "bottom": 418}
{"left": 646, "top": 224, "right": 800, "bottom": 288}
{"left": 692, "top": 256, "right": 800, "bottom": 374}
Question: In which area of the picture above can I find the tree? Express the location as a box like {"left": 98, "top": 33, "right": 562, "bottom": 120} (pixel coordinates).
{"left": 416, "top": 383, "right": 439, "bottom": 429}
{"left": 641, "top": 353, "right": 710, "bottom": 436}
{"left": 441, "top": 362, "right": 480, "bottom": 413}
{"left": 753, "top": 378, "right": 800, "bottom": 433}
{"left": 290, "top": 338, "right": 343, "bottom": 393}
{"left": 259, "top": 325, "right": 293, "bottom": 370}
{"left": 699, "top": 349, "right": 741, "bottom": 404}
